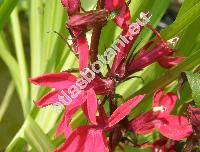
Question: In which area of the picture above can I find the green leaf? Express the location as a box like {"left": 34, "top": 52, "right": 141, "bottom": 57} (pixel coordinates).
{"left": 23, "top": 116, "right": 54, "bottom": 151}
{"left": 0, "top": 81, "right": 14, "bottom": 122}
{"left": 30, "top": 0, "right": 44, "bottom": 101}
{"left": 10, "top": 8, "right": 30, "bottom": 111}
{"left": 0, "top": 33, "right": 28, "bottom": 116}
{"left": 133, "top": 0, "right": 170, "bottom": 52}
{"left": 186, "top": 72, "right": 200, "bottom": 106}
{"left": 0, "top": 0, "right": 19, "bottom": 30}
{"left": 5, "top": 137, "right": 26, "bottom": 152}
{"left": 161, "top": 1, "right": 200, "bottom": 39}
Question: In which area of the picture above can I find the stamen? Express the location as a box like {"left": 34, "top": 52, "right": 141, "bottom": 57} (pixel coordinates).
{"left": 167, "top": 37, "right": 179, "bottom": 46}
{"left": 153, "top": 106, "right": 166, "bottom": 112}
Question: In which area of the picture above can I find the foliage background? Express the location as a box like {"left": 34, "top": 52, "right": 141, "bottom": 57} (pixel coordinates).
{"left": 0, "top": 0, "right": 200, "bottom": 151}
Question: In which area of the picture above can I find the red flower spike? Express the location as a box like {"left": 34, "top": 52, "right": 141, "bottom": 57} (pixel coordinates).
{"left": 130, "top": 90, "right": 193, "bottom": 141}
{"left": 56, "top": 120, "right": 72, "bottom": 139}
{"left": 107, "top": 95, "right": 145, "bottom": 127}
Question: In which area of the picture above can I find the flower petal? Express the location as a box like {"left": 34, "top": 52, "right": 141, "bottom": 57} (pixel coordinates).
{"left": 159, "top": 92, "right": 177, "bottom": 115}
{"left": 86, "top": 89, "right": 98, "bottom": 125}
{"left": 56, "top": 126, "right": 109, "bottom": 152}
{"left": 56, "top": 94, "right": 86, "bottom": 137}
{"left": 61, "top": 0, "right": 80, "bottom": 15}
{"left": 56, "top": 119, "right": 72, "bottom": 139}
{"left": 107, "top": 95, "right": 145, "bottom": 127}
{"left": 83, "top": 128, "right": 109, "bottom": 152}
{"left": 128, "top": 43, "right": 172, "bottom": 73}
{"left": 156, "top": 115, "right": 193, "bottom": 141}
{"left": 111, "top": 27, "right": 142, "bottom": 76}
{"left": 152, "top": 89, "right": 164, "bottom": 107}
{"left": 130, "top": 111, "right": 157, "bottom": 134}
{"left": 158, "top": 56, "right": 184, "bottom": 69}
{"left": 114, "top": 4, "right": 130, "bottom": 29}
{"left": 35, "top": 90, "right": 60, "bottom": 108}
{"left": 29, "top": 72, "right": 77, "bottom": 90}
{"left": 70, "top": 28, "right": 89, "bottom": 71}
{"left": 78, "top": 35, "right": 89, "bottom": 71}
{"left": 55, "top": 126, "right": 89, "bottom": 152}
{"left": 105, "top": 0, "right": 124, "bottom": 11}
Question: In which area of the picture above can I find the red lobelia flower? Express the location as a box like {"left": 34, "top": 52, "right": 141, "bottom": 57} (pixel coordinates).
{"left": 130, "top": 89, "right": 193, "bottom": 141}
{"left": 127, "top": 26, "right": 184, "bottom": 74}
{"left": 110, "top": 12, "right": 151, "bottom": 78}
{"left": 29, "top": 72, "right": 115, "bottom": 137}
{"left": 55, "top": 95, "right": 145, "bottom": 152}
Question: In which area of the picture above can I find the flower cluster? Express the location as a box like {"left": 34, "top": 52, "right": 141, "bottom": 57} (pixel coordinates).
{"left": 29, "top": 0, "right": 194, "bottom": 151}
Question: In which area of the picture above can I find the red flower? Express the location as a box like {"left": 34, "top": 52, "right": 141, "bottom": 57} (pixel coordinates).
{"left": 110, "top": 12, "right": 151, "bottom": 78}
{"left": 29, "top": 72, "right": 115, "bottom": 136}
{"left": 111, "top": 26, "right": 143, "bottom": 77}
{"left": 55, "top": 95, "right": 145, "bottom": 152}
{"left": 127, "top": 27, "right": 184, "bottom": 74}
{"left": 105, "top": 0, "right": 130, "bottom": 29}
{"left": 130, "top": 89, "right": 193, "bottom": 141}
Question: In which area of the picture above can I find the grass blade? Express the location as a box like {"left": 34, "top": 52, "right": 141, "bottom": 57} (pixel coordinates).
{"left": 0, "top": 81, "right": 14, "bottom": 122}
{"left": 0, "top": 0, "right": 19, "bottom": 30}
{"left": 10, "top": 8, "right": 30, "bottom": 111}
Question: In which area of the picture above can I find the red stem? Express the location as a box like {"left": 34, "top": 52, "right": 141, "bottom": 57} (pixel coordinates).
{"left": 90, "top": 0, "right": 105, "bottom": 66}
